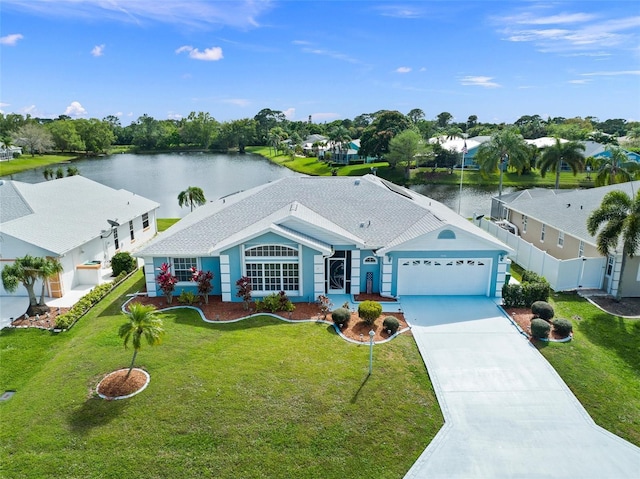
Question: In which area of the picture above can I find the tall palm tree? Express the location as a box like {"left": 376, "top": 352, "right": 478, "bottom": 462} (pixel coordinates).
{"left": 475, "top": 129, "right": 530, "bottom": 198}
{"left": 587, "top": 190, "right": 640, "bottom": 300}
{"left": 118, "top": 303, "right": 164, "bottom": 378}
{"left": 594, "top": 146, "right": 639, "bottom": 187}
{"left": 177, "top": 186, "right": 206, "bottom": 212}
{"left": 537, "top": 138, "right": 585, "bottom": 190}
{"left": 37, "top": 257, "right": 63, "bottom": 307}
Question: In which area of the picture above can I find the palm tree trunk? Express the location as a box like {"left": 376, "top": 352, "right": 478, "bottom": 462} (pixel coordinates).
{"left": 126, "top": 350, "right": 138, "bottom": 378}
{"left": 555, "top": 167, "right": 561, "bottom": 191}
{"left": 616, "top": 246, "right": 629, "bottom": 301}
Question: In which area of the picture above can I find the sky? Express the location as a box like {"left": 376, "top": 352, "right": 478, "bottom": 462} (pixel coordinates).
{"left": 1, "top": 0, "right": 639, "bottom": 126}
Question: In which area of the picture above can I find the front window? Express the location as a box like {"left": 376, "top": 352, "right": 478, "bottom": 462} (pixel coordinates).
{"left": 142, "top": 213, "right": 150, "bottom": 229}
{"left": 113, "top": 228, "right": 119, "bottom": 250}
{"left": 606, "top": 256, "right": 614, "bottom": 276}
{"left": 129, "top": 220, "right": 135, "bottom": 241}
{"left": 244, "top": 245, "right": 300, "bottom": 294}
{"left": 578, "top": 241, "right": 584, "bottom": 257}
{"left": 172, "top": 257, "right": 197, "bottom": 282}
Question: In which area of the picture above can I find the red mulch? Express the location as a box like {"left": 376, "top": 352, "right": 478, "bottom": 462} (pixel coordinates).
{"left": 504, "top": 307, "right": 569, "bottom": 341}
{"left": 10, "top": 307, "right": 70, "bottom": 329}
{"left": 97, "top": 369, "right": 147, "bottom": 398}
{"left": 129, "top": 295, "right": 409, "bottom": 342}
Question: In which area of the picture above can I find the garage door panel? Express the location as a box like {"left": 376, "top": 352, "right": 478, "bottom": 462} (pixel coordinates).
{"left": 397, "top": 258, "right": 491, "bottom": 295}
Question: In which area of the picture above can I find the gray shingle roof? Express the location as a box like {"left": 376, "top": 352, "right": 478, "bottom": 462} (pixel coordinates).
{"left": 505, "top": 181, "right": 640, "bottom": 245}
{"left": 138, "top": 175, "right": 508, "bottom": 257}
{"left": 0, "top": 176, "right": 159, "bottom": 255}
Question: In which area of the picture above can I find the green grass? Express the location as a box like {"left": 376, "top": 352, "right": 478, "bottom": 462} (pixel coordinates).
{"left": 157, "top": 218, "right": 180, "bottom": 231}
{"left": 246, "top": 146, "right": 406, "bottom": 183}
{"left": 0, "top": 154, "right": 79, "bottom": 177}
{"left": 0, "top": 272, "right": 442, "bottom": 479}
{"left": 538, "top": 292, "right": 640, "bottom": 446}
{"left": 412, "top": 168, "right": 595, "bottom": 189}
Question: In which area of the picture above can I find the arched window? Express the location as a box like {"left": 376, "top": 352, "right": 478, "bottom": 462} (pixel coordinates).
{"left": 437, "top": 229, "right": 456, "bottom": 240}
{"left": 363, "top": 256, "right": 378, "bottom": 264}
{"left": 244, "top": 244, "right": 299, "bottom": 294}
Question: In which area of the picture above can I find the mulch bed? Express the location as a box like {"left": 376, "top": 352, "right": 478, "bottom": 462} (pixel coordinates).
{"left": 97, "top": 369, "right": 148, "bottom": 398}
{"left": 10, "top": 307, "right": 70, "bottom": 329}
{"left": 586, "top": 296, "right": 640, "bottom": 317}
{"left": 129, "top": 295, "right": 409, "bottom": 343}
{"left": 504, "top": 308, "right": 569, "bottom": 341}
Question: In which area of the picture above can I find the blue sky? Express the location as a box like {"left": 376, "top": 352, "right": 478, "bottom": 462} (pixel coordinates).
{"left": 1, "top": 0, "right": 639, "bottom": 125}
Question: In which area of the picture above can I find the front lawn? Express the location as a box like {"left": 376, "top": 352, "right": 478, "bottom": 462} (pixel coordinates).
{"left": 0, "top": 273, "right": 442, "bottom": 479}
{"left": 540, "top": 293, "right": 640, "bottom": 446}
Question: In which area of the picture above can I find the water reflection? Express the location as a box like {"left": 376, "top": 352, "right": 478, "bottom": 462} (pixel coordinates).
{"left": 5, "top": 152, "right": 511, "bottom": 218}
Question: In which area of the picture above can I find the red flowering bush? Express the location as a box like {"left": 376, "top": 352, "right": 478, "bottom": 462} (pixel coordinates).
{"left": 156, "top": 263, "right": 178, "bottom": 304}
{"left": 191, "top": 268, "right": 214, "bottom": 304}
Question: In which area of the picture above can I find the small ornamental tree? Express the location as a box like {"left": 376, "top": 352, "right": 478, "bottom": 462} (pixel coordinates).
{"left": 191, "top": 267, "right": 213, "bottom": 304}
{"left": 358, "top": 300, "right": 382, "bottom": 326}
{"left": 236, "top": 276, "right": 252, "bottom": 310}
{"left": 156, "top": 263, "right": 178, "bottom": 304}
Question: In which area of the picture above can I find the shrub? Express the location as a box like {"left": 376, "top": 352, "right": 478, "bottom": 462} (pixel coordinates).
{"left": 530, "top": 318, "right": 551, "bottom": 339}
{"left": 522, "top": 270, "right": 546, "bottom": 284}
{"left": 383, "top": 316, "right": 400, "bottom": 334}
{"left": 331, "top": 308, "right": 351, "bottom": 327}
{"left": 317, "top": 295, "right": 333, "bottom": 319}
{"left": 552, "top": 318, "right": 573, "bottom": 337}
{"left": 522, "top": 281, "right": 550, "bottom": 307}
{"left": 235, "top": 276, "right": 252, "bottom": 310}
{"left": 531, "top": 301, "right": 554, "bottom": 320}
{"left": 178, "top": 289, "right": 198, "bottom": 305}
{"left": 255, "top": 291, "right": 295, "bottom": 314}
{"left": 502, "top": 272, "right": 550, "bottom": 308}
{"left": 111, "top": 252, "right": 137, "bottom": 276}
{"left": 156, "top": 263, "right": 178, "bottom": 304}
{"left": 502, "top": 283, "right": 525, "bottom": 308}
{"left": 358, "top": 300, "right": 382, "bottom": 326}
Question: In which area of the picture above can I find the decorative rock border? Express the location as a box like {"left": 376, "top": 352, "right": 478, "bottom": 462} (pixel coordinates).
{"left": 96, "top": 368, "right": 150, "bottom": 400}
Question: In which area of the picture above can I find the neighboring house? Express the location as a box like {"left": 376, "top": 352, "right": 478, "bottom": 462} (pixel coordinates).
{"left": 491, "top": 181, "right": 640, "bottom": 297}
{"left": 429, "top": 136, "right": 491, "bottom": 168}
{"left": 0, "top": 176, "right": 160, "bottom": 298}
{"left": 324, "top": 139, "right": 377, "bottom": 165}
{"left": 137, "top": 175, "right": 512, "bottom": 302}
{"left": 0, "top": 143, "right": 23, "bottom": 161}
{"left": 581, "top": 140, "right": 640, "bottom": 163}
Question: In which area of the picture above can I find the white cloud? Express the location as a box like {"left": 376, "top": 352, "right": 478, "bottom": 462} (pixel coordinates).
{"left": 91, "top": 44, "right": 105, "bottom": 57}
{"left": 222, "top": 98, "right": 251, "bottom": 107}
{"left": 0, "top": 33, "right": 24, "bottom": 46}
{"left": 1, "top": 0, "right": 272, "bottom": 29}
{"left": 283, "top": 108, "right": 295, "bottom": 120}
{"left": 395, "top": 67, "right": 412, "bottom": 73}
{"left": 167, "top": 112, "right": 183, "bottom": 120}
{"left": 23, "top": 105, "right": 38, "bottom": 114}
{"left": 581, "top": 70, "right": 640, "bottom": 76}
{"left": 64, "top": 101, "right": 87, "bottom": 117}
{"left": 460, "top": 76, "right": 501, "bottom": 88}
{"left": 301, "top": 47, "right": 363, "bottom": 65}
{"left": 176, "top": 45, "right": 223, "bottom": 61}
{"left": 507, "top": 12, "right": 596, "bottom": 25}
{"left": 376, "top": 5, "right": 425, "bottom": 19}
{"left": 568, "top": 79, "right": 590, "bottom": 84}
{"left": 114, "top": 112, "right": 123, "bottom": 116}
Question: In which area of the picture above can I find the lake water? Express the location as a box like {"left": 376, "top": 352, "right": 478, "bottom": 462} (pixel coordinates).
{"left": 4, "top": 153, "right": 510, "bottom": 218}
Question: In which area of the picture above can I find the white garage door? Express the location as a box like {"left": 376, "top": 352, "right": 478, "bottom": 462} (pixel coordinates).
{"left": 397, "top": 258, "right": 492, "bottom": 296}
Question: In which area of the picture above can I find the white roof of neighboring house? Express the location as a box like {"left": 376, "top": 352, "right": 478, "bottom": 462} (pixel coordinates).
{"left": 500, "top": 181, "right": 640, "bottom": 246}
{"left": 524, "top": 137, "right": 568, "bottom": 148}
{"left": 428, "top": 136, "right": 487, "bottom": 153}
{"left": 0, "top": 176, "right": 160, "bottom": 255}
{"left": 138, "top": 175, "right": 510, "bottom": 257}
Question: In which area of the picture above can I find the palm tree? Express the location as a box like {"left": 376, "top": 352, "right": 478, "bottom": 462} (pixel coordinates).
{"left": 537, "top": 138, "right": 585, "bottom": 190}
{"left": 1, "top": 255, "right": 63, "bottom": 316}
{"left": 118, "top": 303, "right": 164, "bottom": 378}
{"left": 177, "top": 186, "right": 206, "bottom": 212}
{"left": 594, "top": 146, "right": 639, "bottom": 187}
{"left": 587, "top": 190, "right": 640, "bottom": 300}
{"left": 475, "top": 129, "right": 530, "bottom": 198}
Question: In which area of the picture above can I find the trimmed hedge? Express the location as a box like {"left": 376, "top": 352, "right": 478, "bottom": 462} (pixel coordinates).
{"left": 358, "top": 301, "right": 382, "bottom": 326}
{"left": 531, "top": 301, "right": 554, "bottom": 320}
{"left": 383, "top": 316, "right": 400, "bottom": 334}
{"left": 331, "top": 308, "right": 351, "bottom": 327}
{"left": 553, "top": 318, "right": 573, "bottom": 337}
{"left": 502, "top": 270, "right": 550, "bottom": 308}
{"left": 54, "top": 270, "right": 129, "bottom": 329}
{"left": 111, "top": 251, "right": 137, "bottom": 276}
{"left": 530, "top": 318, "right": 551, "bottom": 339}
{"left": 254, "top": 291, "right": 295, "bottom": 313}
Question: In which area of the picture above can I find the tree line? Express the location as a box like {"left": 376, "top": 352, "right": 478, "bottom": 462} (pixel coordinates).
{"left": 1, "top": 109, "right": 638, "bottom": 159}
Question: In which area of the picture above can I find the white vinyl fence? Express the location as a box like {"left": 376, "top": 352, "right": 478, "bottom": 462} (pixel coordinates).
{"left": 479, "top": 218, "right": 605, "bottom": 291}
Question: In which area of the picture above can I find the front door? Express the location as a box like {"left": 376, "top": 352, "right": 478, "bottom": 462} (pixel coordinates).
{"left": 328, "top": 258, "right": 345, "bottom": 293}
{"left": 604, "top": 255, "right": 615, "bottom": 293}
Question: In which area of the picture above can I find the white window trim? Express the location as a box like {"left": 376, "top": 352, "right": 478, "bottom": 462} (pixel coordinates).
{"left": 578, "top": 241, "right": 584, "bottom": 258}
{"left": 540, "top": 224, "right": 546, "bottom": 243}
{"left": 557, "top": 231, "right": 564, "bottom": 248}
{"left": 242, "top": 244, "right": 301, "bottom": 296}
{"left": 363, "top": 256, "right": 378, "bottom": 264}
{"left": 522, "top": 215, "right": 528, "bottom": 234}
{"left": 171, "top": 257, "right": 199, "bottom": 284}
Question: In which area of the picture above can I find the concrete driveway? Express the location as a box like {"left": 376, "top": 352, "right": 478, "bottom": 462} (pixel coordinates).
{"left": 400, "top": 296, "right": 640, "bottom": 479}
